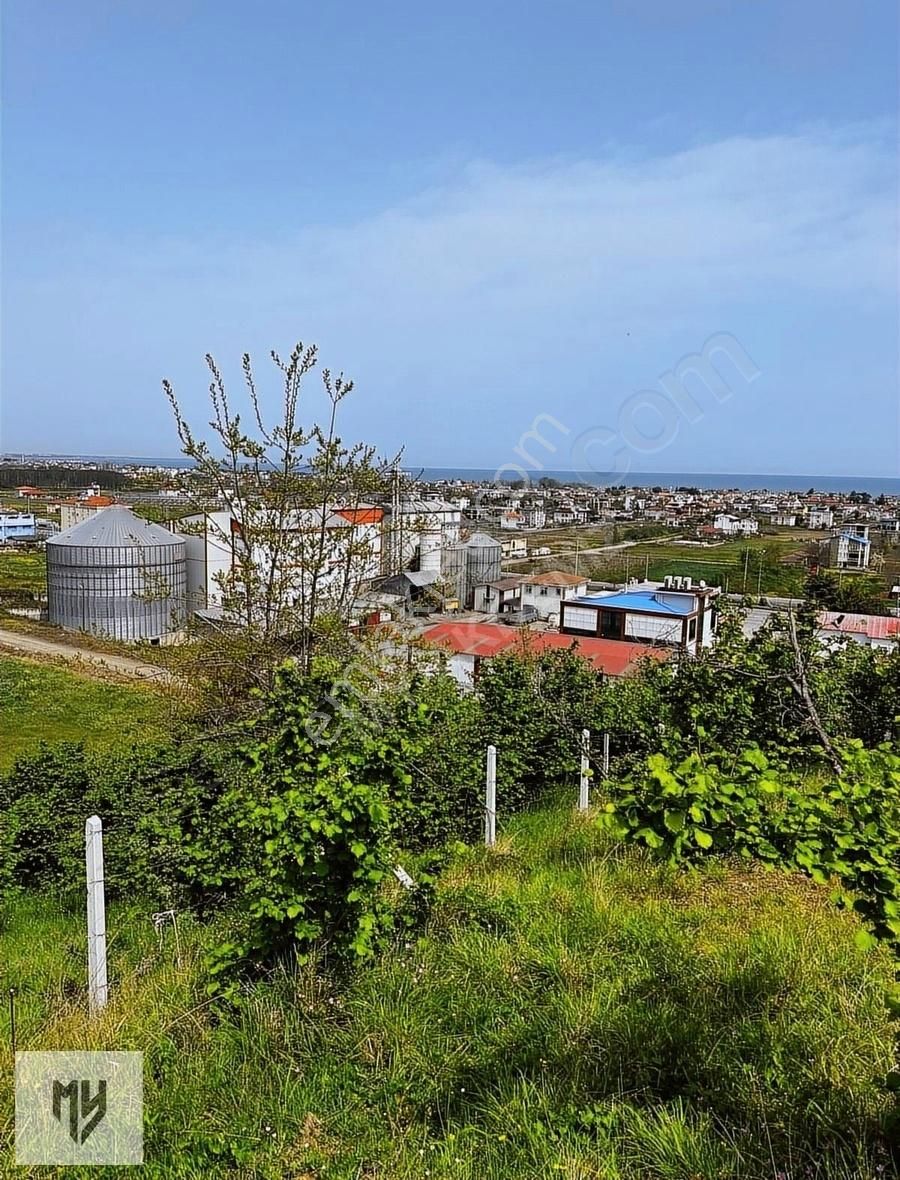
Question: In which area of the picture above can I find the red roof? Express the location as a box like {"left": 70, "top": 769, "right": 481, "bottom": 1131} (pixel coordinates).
{"left": 60, "top": 495, "right": 116, "bottom": 508}
{"left": 817, "top": 611, "right": 900, "bottom": 642}
{"left": 335, "top": 507, "right": 384, "bottom": 525}
{"left": 421, "top": 622, "right": 670, "bottom": 676}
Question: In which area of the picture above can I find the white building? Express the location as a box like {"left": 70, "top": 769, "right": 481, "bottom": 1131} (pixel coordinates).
{"left": 827, "top": 528, "right": 871, "bottom": 570}
{"left": 521, "top": 571, "right": 588, "bottom": 620}
{"left": 0, "top": 512, "right": 36, "bottom": 543}
{"left": 384, "top": 498, "right": 461, "bottom": 572}
{"left": 808, "top": 507, "right": 834, "bottom": 529}
{"left": 181, "top": 505, "right": 384, "bottom": 611}
{"left": 500, "top": 536, "right": 528, "bottom": 559}
{"left": 713, "top": 514, "right": 759, "bottom": 536}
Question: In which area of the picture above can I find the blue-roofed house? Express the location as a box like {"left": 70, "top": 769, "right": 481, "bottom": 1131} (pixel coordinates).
{"left": 827, "top": 527, "right": 871, "bottom": 570}
{"left": 559, "top": 576, "right": 721, "bottom": 655}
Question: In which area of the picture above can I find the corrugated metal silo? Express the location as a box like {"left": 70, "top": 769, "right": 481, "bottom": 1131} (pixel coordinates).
{"left": 441, "top": 540, "right": 468, "bottom": 604}
{"left": 46, "top": 506, "right": 187, "bottom": 641}
{"left": 465, "top": 532, "right": 502, "bottom": 592}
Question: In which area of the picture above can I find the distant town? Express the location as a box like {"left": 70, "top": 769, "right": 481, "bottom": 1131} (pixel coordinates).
{"left": 2, "top": 453, "right": 898, "bottom": 684}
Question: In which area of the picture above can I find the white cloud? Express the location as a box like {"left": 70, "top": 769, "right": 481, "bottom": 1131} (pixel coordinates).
{"left": 3, "top": 121, "right": 896, "bottom": 470}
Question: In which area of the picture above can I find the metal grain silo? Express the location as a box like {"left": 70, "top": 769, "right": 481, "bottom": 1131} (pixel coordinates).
{"left": 465, "top": 532, "right": 502, "bottom": 592}
{"left": 442, "top": 540, "right": 468, "bottom": 604}
{"left": 47, "top": 506, "right": 187, "bottom": 641}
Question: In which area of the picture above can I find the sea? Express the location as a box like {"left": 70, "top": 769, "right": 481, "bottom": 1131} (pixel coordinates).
{"left": 6, "top": 455, "right": 900, "bottom": 496}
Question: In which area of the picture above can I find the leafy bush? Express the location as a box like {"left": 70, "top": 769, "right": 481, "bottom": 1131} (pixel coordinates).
{"left": 0, "top": 741, "right": 236, "bottom": 907}
{"left": 598, "top": 742, "right": 900, "bottom": 945}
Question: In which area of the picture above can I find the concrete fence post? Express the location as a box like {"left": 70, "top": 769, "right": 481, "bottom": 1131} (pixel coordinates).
{"left": 578, "top": 728, "right": 590, "bottom": 811}
{"left": 485, "top": 745, "right": 497, "bottom": 848}
{"left": 85, "top": 815, "right": 109, "bottom": 1012}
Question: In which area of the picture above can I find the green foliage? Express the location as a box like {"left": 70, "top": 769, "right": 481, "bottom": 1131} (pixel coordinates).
{"left": 806, "top": 569, "right": 890, "bottom": 615}
{"left": 599, "top": 742, "right": 900, "bottom": 945}
{"left": 2, "top": 807, "right": 896, "bottom": 1177}
{"left": 205, "top": 664, "right": 430, "bottom": 985}
{"left": 0, "top": 741, "right": 234, "bottom": 907}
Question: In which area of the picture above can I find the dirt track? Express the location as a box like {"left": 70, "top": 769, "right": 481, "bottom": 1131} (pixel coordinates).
{"left": 0, "top": 627, "right": 174, "bottom": 683}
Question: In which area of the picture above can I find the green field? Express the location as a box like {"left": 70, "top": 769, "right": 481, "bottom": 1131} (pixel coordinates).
{"left": 0, "top": 803, "right": 894, "bottom": 1178}
{"left": 0, "top": 549, "right": 45, "bottom": 595}
{"left": 512, "top": 529, "right": 824, "bottom": 596}
{"left": 0, "top": 656, "right": 167, "bottom": 770}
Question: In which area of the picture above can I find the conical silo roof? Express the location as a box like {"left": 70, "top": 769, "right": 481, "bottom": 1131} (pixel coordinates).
{"left": 465, "top": 532, "right": 501, "bottom": 548}
{"left": 47, "top": 505, "right": 185, "bottom": 548}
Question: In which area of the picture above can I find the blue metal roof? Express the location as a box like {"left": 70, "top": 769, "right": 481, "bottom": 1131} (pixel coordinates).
{"left": 566, "top": 591, "right": 695, "bottom": 616}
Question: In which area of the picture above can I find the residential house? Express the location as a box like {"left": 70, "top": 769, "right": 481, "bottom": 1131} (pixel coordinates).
{"left": 807, "top": 507, "right": 834, "bottom": 529}
{"left": 816, "top": 610, "right": 899, "bottom": 651}
{"left": 473, "top": 576, "right": 529, "bottom": 615}
{"left": 500, "top": 536, "right": 528, "bottom": 560}
{"left": 521, "top": 571, "right": 588, "bottom": 620}
{"left": 559, "top": 577, "right": 720, "bottom": 656}
{"left": 712, "top": 513, "right": 759, "bottom": 536}
{"left": 59, "top": 496, "right": 119, "bottom": 531}
{"left": 827, "top": 527, "right": 871, "bottom": 570}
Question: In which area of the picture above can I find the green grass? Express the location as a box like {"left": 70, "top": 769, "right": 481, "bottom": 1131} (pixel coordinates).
{"left": 0, "top": 550, "right": 45, "bottom": 595}
{"left": 1, "top": 804, "right": 895, "bottom": 1178}
{"left": 0, "top": 656, "right": 168, "bottom": 770}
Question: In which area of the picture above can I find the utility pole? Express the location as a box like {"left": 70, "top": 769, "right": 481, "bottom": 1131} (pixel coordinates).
{"left": 742, "top": 548, "right": 750, "bottom": 593}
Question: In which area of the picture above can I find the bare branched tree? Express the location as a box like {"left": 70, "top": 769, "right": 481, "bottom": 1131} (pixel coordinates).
{"left": 162, "top": 342, "right": 400, "bottom": 712}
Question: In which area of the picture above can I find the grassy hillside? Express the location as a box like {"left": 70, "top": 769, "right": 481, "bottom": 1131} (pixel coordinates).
{"left": 0, "top": 656, "right": 168, "bottom": 770}
{"left": 1, "top": 804, "right": 895, "bottom": 1178}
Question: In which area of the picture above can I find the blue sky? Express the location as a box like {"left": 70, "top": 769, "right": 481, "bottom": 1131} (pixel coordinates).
{"left": 2, "top": 0, "right": 897, "bottom": 475}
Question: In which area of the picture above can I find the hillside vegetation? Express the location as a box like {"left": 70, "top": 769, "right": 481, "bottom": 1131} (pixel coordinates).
{"left": 1, "top": 804, "right": 896, "bottom": 1179}
{"left": 1, "top": 602, "right": 899, "bottom": 1176}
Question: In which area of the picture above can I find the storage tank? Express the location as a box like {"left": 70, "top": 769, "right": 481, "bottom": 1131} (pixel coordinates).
{"left": 465, "top": 531, "right": 502, "bottom": 592}
{"left": 442, "top": 541, "right": 468, "bottom": 604}
{"left": 47, "top": 506, "right": 187, "bottom": 641}
{"left": 418, "top": 524, "right": 443, "bottom": 572}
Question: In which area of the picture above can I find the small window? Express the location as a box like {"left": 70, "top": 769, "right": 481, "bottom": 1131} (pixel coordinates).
{"left": 688, "top": 617, "right": 697, "bottom": 641}
{"left": 540, "top": 586, "right": 548, "bottom": 596}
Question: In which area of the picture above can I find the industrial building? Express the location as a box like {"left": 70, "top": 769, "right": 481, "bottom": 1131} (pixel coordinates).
{"left": 441, "top": 532, "right": 503, "bottom": 607}
{"left": 181, "top": 505, "right": 384, "bottom": 610}
{"left": 46, "top": 506, "right": 187, "bottom": 642}
{"left": 382, "top": 498, "right": 462, "bottom": 573}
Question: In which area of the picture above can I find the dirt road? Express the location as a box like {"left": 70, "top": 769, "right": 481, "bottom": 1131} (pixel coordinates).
{"left": 0, "top": 627, "right": 175, "bottom": 683}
